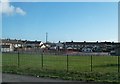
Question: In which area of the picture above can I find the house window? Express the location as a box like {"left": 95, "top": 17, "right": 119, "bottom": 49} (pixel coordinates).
{"left": 2, "top": 45, "right": 10, "bottom": 48}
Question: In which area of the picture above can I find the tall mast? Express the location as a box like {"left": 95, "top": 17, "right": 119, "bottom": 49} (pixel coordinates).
{"left": 46, "top": 32, "right": 48, "bottom": 43}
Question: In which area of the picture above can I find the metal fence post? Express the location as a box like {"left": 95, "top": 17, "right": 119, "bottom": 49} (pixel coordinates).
{"left": 41, "top": 52, "right": 43, "bottom": 68}
{"left": 118, "top": 55, "right": 120, "bottom": 83}
{"left": 91, "top": 55, "right": 93, "bottom": 72}
{"left": 18, "top": 51, "right": 20, "bottom": 68}
{"left": 66, "top": 54, "right": 68, "bottom": 72}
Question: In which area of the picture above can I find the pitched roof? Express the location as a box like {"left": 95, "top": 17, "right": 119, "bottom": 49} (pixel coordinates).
{"left": 2, "top": 39, "right": 41, "bottom": 44}
{"left": 65, "top": 42, "right": 120, "bottom": 45}
{"left": 2, "top": 39, "right": 23, "bottom": 44}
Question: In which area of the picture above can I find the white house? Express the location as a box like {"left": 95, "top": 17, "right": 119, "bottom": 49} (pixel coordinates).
{"left": 1, "top": 43, "right": 14, "bottom": 52}
{"left": 39, "top": 42, "right": 46, "bottom": 49}
{"left": 1, "top": 39, "right": 46, "bottom": 52}
{"left": 1, "top": 39, "right": 23, "bottom": 52}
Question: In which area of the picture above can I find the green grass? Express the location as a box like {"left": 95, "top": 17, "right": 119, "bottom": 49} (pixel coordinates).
{"left": 2, "top": 53, "right": 118, "bottom": 72}
{"left": 2, "top": 53, "right": 120, "bottom": 83}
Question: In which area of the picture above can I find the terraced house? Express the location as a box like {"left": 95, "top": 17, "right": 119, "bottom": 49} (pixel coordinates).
{"left": 64, "top": 41, "right": 120, "bottom": 55}
{"left": 1, "top": 39, "right": 23, "bottom": 52}
{"left": 1, "top": 39, "right": 120, "bottom": 55}
{"left": 1, "top": 39, "right": 46, "bottom": 52}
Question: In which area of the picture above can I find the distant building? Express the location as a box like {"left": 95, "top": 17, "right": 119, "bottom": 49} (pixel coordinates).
{"left": 64, "top": 41, "right": 120, "bottom": 53}
{"left": 45, "top": 41, "right": 64, "bottom": 50}
{"left": 1, "top": 39, "right": 46, "bottom": 52}
{"left": 82, "top": 47, "right": 93, "bottom": 52}
{"left": 1, "top": 39, "right": 120, "bottom": 55}
{"left": 1, "top": 39, "right": 23, "bottom": 52}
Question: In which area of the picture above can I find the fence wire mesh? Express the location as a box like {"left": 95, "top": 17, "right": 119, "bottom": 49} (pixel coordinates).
{"left": 2, "top": 51, "right": 119, "bottom": 73}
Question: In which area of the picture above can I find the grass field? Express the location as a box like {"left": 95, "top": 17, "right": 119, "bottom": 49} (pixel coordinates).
{"left": 2, "top": 53, "right": 118, "bottom": 72}
{"left": 2, "top": 53, "right": 120, "bottom": 83}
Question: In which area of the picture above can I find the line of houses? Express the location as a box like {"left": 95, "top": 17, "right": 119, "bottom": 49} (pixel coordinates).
{"left": 1, "top": 39, "right": 46, "bottom": 52}
{"left": 1, "top": 39, "right": 120, "bottom": 55}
